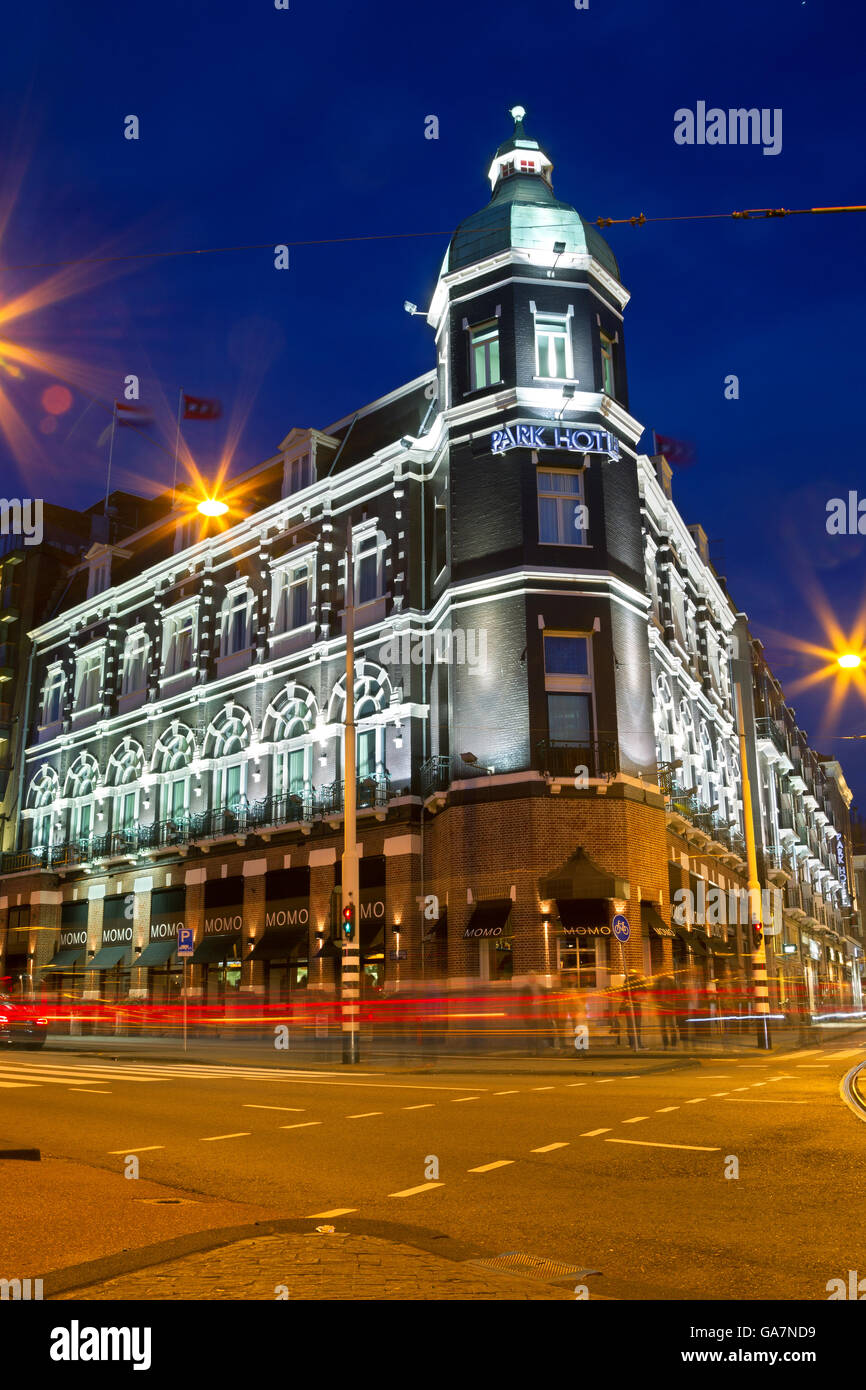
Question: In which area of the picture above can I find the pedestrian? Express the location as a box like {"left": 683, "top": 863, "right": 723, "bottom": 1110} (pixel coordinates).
{"left": 654, "top": 973, "right": 678, "bottom": 1049}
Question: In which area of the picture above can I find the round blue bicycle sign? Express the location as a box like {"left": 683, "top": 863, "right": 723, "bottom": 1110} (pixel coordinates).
{"left": 612, "top": 914, "right": 631, "bottom": 943}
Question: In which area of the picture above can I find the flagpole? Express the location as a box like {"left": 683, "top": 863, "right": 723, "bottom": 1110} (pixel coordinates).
{"left": 104, "top": 401, "right": 117, "bottom": 516}
{"left": 172, "top": 388, "right": 184, "bottom": 503}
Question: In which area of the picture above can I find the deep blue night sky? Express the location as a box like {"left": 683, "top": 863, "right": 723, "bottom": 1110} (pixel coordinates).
{"left": 1, "top": 0, "right": 865, "bottom": 796}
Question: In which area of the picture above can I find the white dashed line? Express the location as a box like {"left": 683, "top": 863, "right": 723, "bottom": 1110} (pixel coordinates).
{"left": 532, "top": 1086, "right": 555, "bottom": 1091}
{"left": 469, "top": 1160, "right": 514, "bottom": 1172}
{"left": 622, "top": 1116, "right": 648, "bottom": 1124}
{"left": 280, "top": 1122, "right": 322, "bottom": 1130}
{"left": 656, "top": 1106, "right": 679, "bottom": 1113}
{"left": 532, "top": 1143, "right": 569, "bottom": 1153}
{"left": 200, "top": 1132, "right": 250, "bottom": 1142}
{"left": 107, "top": 1145, "right": 164, "bottom": 1154}
{"left": 243, "top": 1105, "right": 306, "bottom": 1112}
{"left": 710, "top": 1092, "right": 730, "bottom": 1097}
{"left": 451, "top": 1097, "right": 479, "bottom": 1103}
{"left": 724, "top": 1098, "right": 808, "bottom": 1104}
{"left": 403, "top": 1103, "right": 435, "bottom": 1110}
{"left": 494, "top": 1090, "right": 520, "bottom": 1095}
{"left": 70, "top": 1089, "right": 112, "bottom": 1094}
{"left": 347, "top": 1112, "right": 382, "bottom": 1119}
{"left": 581, "top": 1128, "right": 611, "bottom": 1137}
{"left": 684, "top": 1098, "right": 708, "bottom": 1104}
{"left": 306, "top": 1208, "right": 357, "bottom": 1218}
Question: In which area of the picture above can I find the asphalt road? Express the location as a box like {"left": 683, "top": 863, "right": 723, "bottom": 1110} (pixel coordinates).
{"left": 2, "top": 1037, "right": 865, "bottom": 1300}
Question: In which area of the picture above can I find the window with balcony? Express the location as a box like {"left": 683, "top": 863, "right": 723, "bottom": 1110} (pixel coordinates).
{"left": 538, "top": 468, "right": 586, "bottom": 545}
{"left": 163, "top": 611, "right": 195, "bottom": 677}
{"left": 468, "top": 320, "right": 500, "bottom": 391}
{"left": 544, "top": 633, "right": 593, "bottom": 745}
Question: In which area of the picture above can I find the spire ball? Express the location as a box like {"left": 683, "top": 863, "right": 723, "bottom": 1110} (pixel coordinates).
{"left": 509, "top": 105, "right": 526, "bottom": 124}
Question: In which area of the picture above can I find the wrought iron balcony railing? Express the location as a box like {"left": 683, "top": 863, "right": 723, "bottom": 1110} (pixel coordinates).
{"left": 535, "top": 738, "right": 620, "bottom": 780}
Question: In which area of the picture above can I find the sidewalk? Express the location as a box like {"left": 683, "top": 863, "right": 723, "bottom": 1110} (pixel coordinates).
{"left": 50, "top": 1229, "right": 578, "bottom": 1301}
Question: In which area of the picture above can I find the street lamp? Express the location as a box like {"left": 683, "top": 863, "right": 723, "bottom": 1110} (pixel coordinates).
{"left": 837, "top": 653, "right": 862, "bottom": 670}
{"left": 197, "top": 497, "right": 228, "bottom": 517}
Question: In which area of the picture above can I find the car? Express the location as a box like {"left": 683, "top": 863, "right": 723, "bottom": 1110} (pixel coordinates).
{"left": 0, "top": 993, "right": 49, "bottom": 1049}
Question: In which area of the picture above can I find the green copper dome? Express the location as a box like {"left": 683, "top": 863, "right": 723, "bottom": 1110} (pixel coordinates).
{"left": 448, "top": 108, "right": 619, "bottom": 280}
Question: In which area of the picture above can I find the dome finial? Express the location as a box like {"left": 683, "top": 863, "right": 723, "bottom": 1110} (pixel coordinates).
{"left": 509, "top": 104, "right": 527, "bottom": 128}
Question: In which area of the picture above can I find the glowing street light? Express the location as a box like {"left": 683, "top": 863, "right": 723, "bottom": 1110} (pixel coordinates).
{"left": 197, "top": 497, "right": 228, "bottom": 518}
{"left": 837, "top": 653, "right": 862, "bottom": 670}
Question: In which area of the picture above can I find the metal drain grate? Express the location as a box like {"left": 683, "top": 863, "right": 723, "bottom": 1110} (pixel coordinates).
{"left": 466, "top": 1252, "right": 599, "bottom": 1284}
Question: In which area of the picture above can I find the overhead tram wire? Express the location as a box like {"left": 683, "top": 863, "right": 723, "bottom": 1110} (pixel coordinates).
{"left": 2, "top": 204, "right": 866, "bottom": 273}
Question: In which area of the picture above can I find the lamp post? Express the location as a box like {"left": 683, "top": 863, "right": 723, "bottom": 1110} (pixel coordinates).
{"left": 341, "top": 519, "right": 361, "bottom": 1064}
{"left": 735, "top": 682, "right": 771, "bottom": 1050}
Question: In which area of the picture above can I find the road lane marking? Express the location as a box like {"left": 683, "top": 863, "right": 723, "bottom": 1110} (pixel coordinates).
{"left": 532, "top": 1143, "right": 569, "bottom": 1152}
{"left": 389, "top": 1183, "right": 444, "bottom": 1197}
{"left": 606, "top": 1139, "right": 721, "bottom": 1151}
{"left": 724, "top": 1098, "right": 808, "bottom": 1104}
{"left": 451, "top": 1097, "right": 478, "bottom": 1103}
{"left": 306, "top": 1208, "right": 357, "bottom": 1218}
{"left": 469, "top": 1160, "right": 514, "bottom": 1172}
{"left": 710, "top": 1092, "right": 730, "bottom": 1097}
{"left": 531, "top": 1086, "right": 555, "bottom": 1091}
{"left": 0, "top": 1081, "right": 40, "bottom": 1088}
{"left": 595, "top": 1079, "right": 617, "bottom": 1084}
{"left": 622, "top": 1116, "right": 648, "bottom": 1124}
{"left": 566, "top": 1083, "right": 587, "bottom": 1088}
{"left": 580, "top": 1128, "right": 611, "bottom": 1137}
{"left": 775, "top": 1050, "right": 819, "bottom": 1059}
{"left": 200, "top": 1132, "right": 250, "bottom": 1142}
{"left": 732, "top": 1086, "right": 750, "bottom": 1091}
{"left": 684, "top": 1098, "right": 708, "bottom": 1104}
{"left": 797, "top": 1064, "right": 830, "bottom": 1068}
{"left": 703, "top": 1074, "right": 731, "bottom": 1078}
{"left": 750, "top": 1082, "right": 767, "bottom": 1087}
{"left": 655, "top": 1106, "right": 679, "bottom": 1112}
{"left": 69, "top": 1088, "right": 112, "bottom": 1094}
{"left": 493, "top": 1090, "right": 519, "bottom": 1095}
{"left": 243, "top": 1105, "right": 306, "bottom": 1112}
{"left": 403, "top": 1104, "right": 434, "bottom": 1110}
{"left": 347, "top": 1112, "right": 382, "bottom": 1119}
{"left": 827, "top": 1049, "right": 864, "bottom": 1059}
{"left": 273, "top": 1080, "right": 490, "bottom": 1093}
{"left": 107, "top": 1146, "right": 164, "bottom": 1153}
{"left": 280, "top": 1122, "right": 322, "bottom": 1130}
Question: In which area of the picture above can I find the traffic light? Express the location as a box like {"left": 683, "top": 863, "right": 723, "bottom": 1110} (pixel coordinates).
{"left": 751, "top": 921, "right": 764, "bottom": 951}
{"left": 341, "top": 904, "right": 355, "bottom": 941}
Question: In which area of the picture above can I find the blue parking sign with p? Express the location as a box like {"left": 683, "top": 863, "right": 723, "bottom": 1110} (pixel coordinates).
{"left": 177, "top": 927, "right": 194, "bottom": 957}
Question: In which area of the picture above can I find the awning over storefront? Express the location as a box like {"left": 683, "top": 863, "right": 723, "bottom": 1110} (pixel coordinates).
{"left": 463, "top": 898, "right": 513, "bottom": 939}
{"left": 556, "top": 898, "right": 608, "bottom": 933}
{"left": 191, "top": 934, "right": 242, "bottom": 964}
{"left": 42, "top": 947, "right": 85, "bottom": 970}
{"left": 641, "top": 902, "right": 675, "bottom": 938}
{"left": 135, "top": 940, "right": 179, "bottom": 968}
{"left": 710, "top": 939, "right": 736, "bottom": 958}
{"left": 248, "top": 927, "right": 307, "bottom": 961}
{"left": 674, "top": 925, "right": 710, "bottom": 955}
{"left": 422, "top": 908, "right": 447, "bottom": 942}
{"left": 85, "top": 947, "right": 129, "bottom": 971}
{"left": 540, "top": 847, "right": 629, "bottom": 903}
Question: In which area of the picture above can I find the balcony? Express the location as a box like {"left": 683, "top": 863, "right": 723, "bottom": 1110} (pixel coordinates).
{"left": 3, "top": 779, "right": 397, "bottom": 874}
{"left": 755, "top": 717, "right": 793, "bottom": 769}
{"left": 420, "top": 755, "right": 450, "bottom": 800}
{"left": 536, "top": 738, "right": 620, "bottom": 781}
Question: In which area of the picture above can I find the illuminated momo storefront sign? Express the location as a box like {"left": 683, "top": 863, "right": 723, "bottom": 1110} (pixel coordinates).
{"left": 490, "top": 424, "right": 620, "bottom": 459}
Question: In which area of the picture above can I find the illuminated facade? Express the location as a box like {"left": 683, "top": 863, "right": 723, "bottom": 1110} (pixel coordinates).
{"left": 0, "top": 110, "right": 861, "bottom": 1021}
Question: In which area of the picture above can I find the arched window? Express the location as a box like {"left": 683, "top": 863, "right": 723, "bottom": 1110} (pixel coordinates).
{"left": 106, "top": 740, "right": 145, "bottom": 834}
{"left": 329, "top": 663, "right": 392, "bottom": 784}
{"left": 205, "top": 705, "right": 253, "bottom": 809}
{"left": 152, "top": 724, "right": 196, "bottom": 823}
{"left": 64, "top": 753, "right": 100, "bottom": 842}
{"left": 27, "top": 766, "right": 59, "bottom": 852}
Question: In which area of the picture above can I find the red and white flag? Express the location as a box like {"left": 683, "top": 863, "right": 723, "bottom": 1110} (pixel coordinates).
{"left": 182, "top": 393, "right": 222, "bottom": 421}
{"left": 115, "top": 401, "right": 154, "bottom": 426}
{"left": 653, "top": 431, "right": 696, "bottom": 469}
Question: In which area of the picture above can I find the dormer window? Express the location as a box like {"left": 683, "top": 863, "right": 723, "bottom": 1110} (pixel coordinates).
{"left": 519, "top": 158, "right": 536, "bottom": 173}
{"left": 287, "top": 453, "right": 312, "bottom": 494}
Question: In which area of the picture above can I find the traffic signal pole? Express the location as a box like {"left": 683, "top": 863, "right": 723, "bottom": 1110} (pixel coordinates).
{"left": 341, "top": 519, "right": 361, "bottom": 1064}
{"left": 735, "top": 683, "right": 771, "bottom": 1050}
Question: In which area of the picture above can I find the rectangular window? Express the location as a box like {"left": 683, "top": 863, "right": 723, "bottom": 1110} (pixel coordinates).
{"left": 537, "top": 470, "right": 585, "bottom": 545}
{"left": 288, "top": 748, "right": 305, "bottom": 794}
{"left": 43, "top": 670, "right": 63, "bottom": 724}
{"left": 358, "top": 729, "right": 376, "bottom": 779}
{"left": 535, "top": 315, "right": 569, "bottom": 379}
{"left": 356, "top": 540, "right": 380, "bottom": 606}
{"left": 434, "top": 503, "right": 447, "bottom": 575}
{"left": 600, "top": 334, "right": 615, "bottom": 396}
{"left": 558, "top": 938, "right": 598, "bottom": 988}
{"left": 74, "top": 654, "right": 102, "bottom": 711}
{"left": 165, "top": 613, "right": 194, "bottom": 676}
{"left": 544, "top": 635, "right": 590, "bottom": 678}
{"left": 469, "top": 321, "right": 500, "bottom": 391}
{"left": 74, "top": 802, "right": 92, "bottom": 840}
{"left": 170, "top": 778, "right": 186, "bottom": 820}
{"left": 222, "top": 590, "right": 250, "bottom": 656}
{"left": 288, "top": 453, "right": 311, "bottom": 493}
{"left": 121, "top": 634, "right": 147, "bottom": 694}
{"left": 547, "top": 692, "right": 592, "bottom": 743}
{"left": 544, "top": 631, "right": 593, "bottom": 747}
{"left": 118, "top": 791, "right": 136, "bottom": 831}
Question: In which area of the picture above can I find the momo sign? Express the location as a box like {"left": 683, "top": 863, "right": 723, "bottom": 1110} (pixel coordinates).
{"left": 490, "top": 424, "right": 620, "bottom": 459}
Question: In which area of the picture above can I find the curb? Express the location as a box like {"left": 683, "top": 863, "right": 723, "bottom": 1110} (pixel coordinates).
{"left": 40, "top": 1217, "right": 582, "bottom": 1300}
{"left": 840, "top": 1059, "right": 866, "bottom": 1124}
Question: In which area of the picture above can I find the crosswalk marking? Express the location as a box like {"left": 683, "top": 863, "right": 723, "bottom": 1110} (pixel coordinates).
{"left": 826, "top": 1049, "right": 864, "bottom": 1060}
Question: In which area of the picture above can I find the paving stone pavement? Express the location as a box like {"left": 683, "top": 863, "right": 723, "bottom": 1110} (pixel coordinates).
{"left": 53, "top": 1233, "right": 576, "bottom": 1301}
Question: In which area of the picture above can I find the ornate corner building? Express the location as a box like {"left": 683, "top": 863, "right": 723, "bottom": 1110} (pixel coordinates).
{"left": 0, "top": 110, "right": 862, "bottom": 1022}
